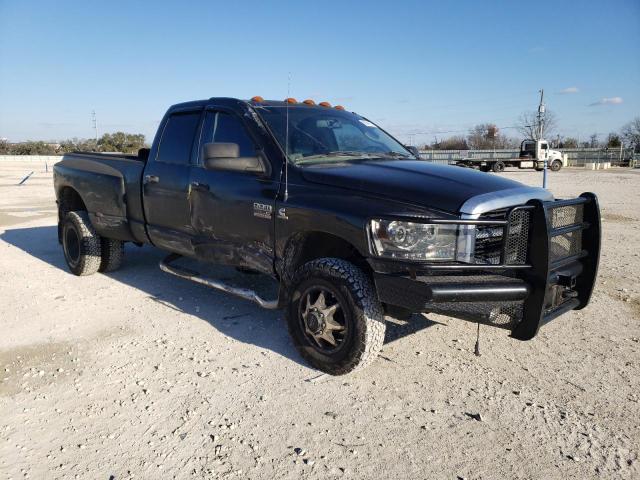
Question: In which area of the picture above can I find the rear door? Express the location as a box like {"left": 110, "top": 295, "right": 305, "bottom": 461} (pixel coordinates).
{"left": 188, "top": 109, "right": 278, "bottom": 274}
{"left": 143, "top": 109, "right": 202, "bottom": 254}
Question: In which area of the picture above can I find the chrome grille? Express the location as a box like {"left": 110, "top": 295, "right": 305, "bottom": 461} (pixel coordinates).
{"left": 474, "top": 208, "right": 530, "bottom": 265}
{"left": 474, "top": 209, "right": 507, "bottom": 265}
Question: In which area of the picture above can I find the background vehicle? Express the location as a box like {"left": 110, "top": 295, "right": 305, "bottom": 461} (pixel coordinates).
{"left": 53, "top": 97, "right": 600, "bottom": 375}
{"left": 455, "top": 139, "right": 568, "bottom": 173}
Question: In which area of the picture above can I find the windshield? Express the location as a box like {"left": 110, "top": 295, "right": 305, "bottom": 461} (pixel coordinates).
{"left": 254, "top": 105, "right": 411, "bottom": 165}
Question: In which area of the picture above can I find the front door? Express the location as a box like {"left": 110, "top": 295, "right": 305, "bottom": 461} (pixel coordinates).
{"left": 188, "top": 109, "right": 278, "bottom": 274}
{"left": 143, "top": 109, "right": 202, "bottom": 255}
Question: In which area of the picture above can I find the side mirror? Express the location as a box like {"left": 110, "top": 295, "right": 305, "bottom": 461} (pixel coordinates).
{"left": 405, "top": 145, "right": 421, "bottom": 158}
{"left": 203, "top": 142, "right": 270, "bottom": 176}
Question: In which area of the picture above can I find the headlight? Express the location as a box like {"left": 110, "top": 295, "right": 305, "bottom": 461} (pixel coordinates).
{"left": 369, "top": 219, "right": 458, "bottom": 260}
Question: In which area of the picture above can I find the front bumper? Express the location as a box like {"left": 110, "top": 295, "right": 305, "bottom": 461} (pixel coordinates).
{"left": 373, "top": 193, "right": 601, "bottom": 340}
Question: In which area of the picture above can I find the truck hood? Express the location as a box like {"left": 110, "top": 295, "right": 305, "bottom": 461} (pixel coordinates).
{"left": 300, "top": 160, "right": 551, "bottom": 214}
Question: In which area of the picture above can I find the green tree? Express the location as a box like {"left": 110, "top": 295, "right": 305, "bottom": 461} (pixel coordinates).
{"left": 11, "top": 141, "right": 58, "bottom": 155}
{"left": 59, "top": 138, "right": 97, "bottom": 153}
{"left": 98, "top": 132, "right": 146, "bottom": 153}
{"left": 606, "top": 133, "right": 621, "bottom": 148}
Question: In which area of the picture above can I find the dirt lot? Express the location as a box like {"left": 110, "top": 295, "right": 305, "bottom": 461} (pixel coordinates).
{"left": 1, "top": 160, "right": 638, "bottom": 480}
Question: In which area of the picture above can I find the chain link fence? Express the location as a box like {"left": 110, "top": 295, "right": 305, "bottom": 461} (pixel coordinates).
{"left": 418, "top": 148, "right": 636, "bottom": 167}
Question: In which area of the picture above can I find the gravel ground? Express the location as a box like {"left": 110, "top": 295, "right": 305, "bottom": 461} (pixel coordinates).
{"left": 0, "top": 160, "right": 638, "bottom": 480}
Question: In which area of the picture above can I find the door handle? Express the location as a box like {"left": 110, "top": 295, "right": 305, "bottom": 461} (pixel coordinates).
{"left": 190, "top": 181, "right": 210, "bottom": 191}
{"left": 144, "top": 175, "right": 160, "bottom": 184}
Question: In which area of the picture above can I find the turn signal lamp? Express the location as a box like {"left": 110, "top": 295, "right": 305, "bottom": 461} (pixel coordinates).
{"left": 285, "top": 97, "right": 298, "bottom": 104}
{"left": 319, "top": 101, "right": 331, "bottom": 107}
{"left": 303, "top": 99, "right": 316, "bottom": 105}
{"left": 251, "top": 96, "right": 264, "bottom": 102}
{"left": 334, "top": 105, "right": 345, "bottom": 110}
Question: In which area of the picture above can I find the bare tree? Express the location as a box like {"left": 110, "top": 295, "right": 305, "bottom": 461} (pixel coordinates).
{"left": 432, "top": 135, "right": 469, "bottom": 150}
{"left": 621, "top": 117, "right": 640, "bottom": 152}
{"left": 467, "top": 124, "right": 516, "bottom": 149}
{"left": 560, "top": 137, "right": 578, "bottom": 148}
{"left": 516, "top": 110, "right": 558, "bottom": 140}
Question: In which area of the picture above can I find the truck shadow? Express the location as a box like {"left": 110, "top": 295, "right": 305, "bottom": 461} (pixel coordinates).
{"left": 1, "top": 225, "right": 441, "bottom": 368}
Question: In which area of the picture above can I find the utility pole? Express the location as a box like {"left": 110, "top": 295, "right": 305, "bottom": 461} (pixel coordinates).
{"left": 537, "top": 89, "right": 548, "bottom": 189}
{"left": 537, "top": 89, "right": 545, "bottom": 140}
{"left": 91, "top": 110, "right": 98, "bottom": 144}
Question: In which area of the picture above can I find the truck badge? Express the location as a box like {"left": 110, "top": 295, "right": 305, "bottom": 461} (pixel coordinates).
{"left": 253, "top": 202, "right": 272, "bottom": 219}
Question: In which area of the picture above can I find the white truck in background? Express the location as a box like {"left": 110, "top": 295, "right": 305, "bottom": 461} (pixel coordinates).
{"left": 456, "top": 139, "right": 568, "bottom": 173}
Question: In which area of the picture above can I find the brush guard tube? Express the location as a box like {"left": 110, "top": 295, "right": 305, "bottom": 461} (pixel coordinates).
{"left": 511, "top": 193, "right": 600, "bottom": 339}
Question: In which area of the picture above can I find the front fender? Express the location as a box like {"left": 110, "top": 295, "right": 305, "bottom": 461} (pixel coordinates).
{"left": 273, "top": 181, "right": 455, "bottom": 274}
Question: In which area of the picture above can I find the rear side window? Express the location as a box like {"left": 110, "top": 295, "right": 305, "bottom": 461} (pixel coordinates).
{"left": 203, "top": 112, "right": 256, "bottom": 157}
{"left": 156, "top": 112, "right": 201, "bottom": 164}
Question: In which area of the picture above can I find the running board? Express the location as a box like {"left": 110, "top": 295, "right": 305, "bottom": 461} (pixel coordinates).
{"left": 159, "top": 253, "right": 279, "bottom": 310}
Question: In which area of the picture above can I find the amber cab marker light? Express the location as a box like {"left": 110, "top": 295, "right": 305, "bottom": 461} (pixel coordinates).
{"left": 319, "top": 101, "right": 331, "bottom": 107}
{"left": 284, "top": 97, "right": 298, "bottom": 104}
{"left": 334, "top": 105, "right": 345, "bottom": 110}
{"left": 251, "top": 96, "right": 264, "bottom": 102}
{"left": 302, "top": 99, "right": 316, "bottom": 105}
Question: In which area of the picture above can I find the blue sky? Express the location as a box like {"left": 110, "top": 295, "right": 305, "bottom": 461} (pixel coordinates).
{"left": 1, "top": 0, "right": 638, "bottom": 144}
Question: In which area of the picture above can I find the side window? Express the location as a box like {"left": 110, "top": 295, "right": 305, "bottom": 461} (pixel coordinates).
{"left": 156, "top": 112, "right": 201, "bottom": 164}
{"left": 204, "top": 112, "right": 256, "bottom": 157}
{"left": 541, "top": 143, "right": 549, "bottom": 150}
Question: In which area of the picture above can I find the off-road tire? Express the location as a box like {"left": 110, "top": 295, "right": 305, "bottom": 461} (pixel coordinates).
{"left": 62, "top": 211, "right": 101, "bottom": 276}
{"left": 99, "top": 238, "right": 124, "bottom": 272}
{"left": 492, "top": 161, "right": 506, "bottom": 173}
{"left": 287, "top": 258, "right": 386, "bottom": 375}
{"left": 550, "top": 160, "right": 562, "bottom": 172}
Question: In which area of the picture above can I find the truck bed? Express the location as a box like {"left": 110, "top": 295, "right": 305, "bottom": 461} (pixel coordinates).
{"left": 53, "top": 152, "right": 149, "bottom": 243}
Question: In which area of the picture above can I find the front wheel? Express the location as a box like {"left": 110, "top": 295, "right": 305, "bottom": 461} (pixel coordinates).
{"left": 286, "top": 258, "right": 386, "bottom": 375}
{"left": 550, "top": 160, "right": 562, "bottom": 172}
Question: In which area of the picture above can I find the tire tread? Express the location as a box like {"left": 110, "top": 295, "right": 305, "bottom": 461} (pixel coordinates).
{"left": 288, "top": 258, "right": 385, "bottom": 375}
{"left": 99, "top": 238, "right": 124, "bottom": 272}
{"left": 63, "top": 211, "right": 101, "bottom": 276}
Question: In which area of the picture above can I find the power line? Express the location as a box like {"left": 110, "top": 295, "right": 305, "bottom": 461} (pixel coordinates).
{"left": 397, "top": 125, "right": 526, "bottom": 137}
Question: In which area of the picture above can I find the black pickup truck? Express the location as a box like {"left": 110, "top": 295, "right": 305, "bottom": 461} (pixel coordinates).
{"left": 53, "top": 97, "right": 600, "bottom": 374}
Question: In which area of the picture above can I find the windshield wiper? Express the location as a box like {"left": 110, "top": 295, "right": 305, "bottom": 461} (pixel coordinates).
{"left": 383, "top": 151, "right": 412, "bottom": 158}
{"left": 296, "top": 151, "right": 378, "bottom": 164}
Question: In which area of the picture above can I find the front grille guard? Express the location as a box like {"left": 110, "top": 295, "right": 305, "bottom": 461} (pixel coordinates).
{"left": 510, "top": 192, "right": 601, "bottom": 340}
{"left": 381, "top": 193, "right": 600, "bottom": 336}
